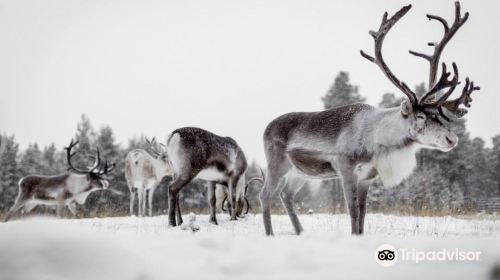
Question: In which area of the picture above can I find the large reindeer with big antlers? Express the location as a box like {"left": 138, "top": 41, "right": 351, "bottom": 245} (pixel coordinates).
{"left": 166, "top": 127, "right": 262, "bottom": 226}
{"left": 3, "top": 139, "right": 115, "bottom": 222}
{"left": 125, "top": 137, "right": 173, "bottom": 217}
{"left": 259, "top": 2, "right": 479, "bottom": 236}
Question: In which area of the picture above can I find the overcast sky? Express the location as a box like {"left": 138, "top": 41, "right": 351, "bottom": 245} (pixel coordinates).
{"left": 0, "top": 0, "right": 498, "bottom": 164}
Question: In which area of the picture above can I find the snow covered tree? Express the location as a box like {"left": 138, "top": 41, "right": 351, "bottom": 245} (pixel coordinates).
{"left": 73, "top": 114, "right": 96, "bottom": 168}
{"left": 0, "top": 135, "right": 20, "bottom": 211}
{"left": 322, "top": 71, "right": 365, "bottom": 109}
{"left": 19, "top": 144, "right": 44, "bottom": 178}
{"left": 42, "top": 143, "right": 65, "bottom": 175}
{"left": 378, "top": 92, "right": 403, "bottom": 108}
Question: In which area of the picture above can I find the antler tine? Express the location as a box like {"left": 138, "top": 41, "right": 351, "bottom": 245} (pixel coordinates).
{"left": 433, "top": 63, "right": 461, "bottom": 104}
{"left": 360, "top": 4, "right": 418, "bottom": 105}
{"left": 96, "top": 160, "right": 116, "bottom": 176}
{"left": 88, "top": 148, "right": 101, "bottom": 174}
{"left": 442, "top": 77, "right": 480, "bottom": 117}
{"left": 409, "top": 1, "right": 469, "bottom": 89}
{"left": 245, "top": 168, "right": 266, "bottom": 190}
{"left": 145, "top": 136, "right": 162, "bottom": 157}
{"left": 420, "top": 62, "right": 460, "bottom": 104}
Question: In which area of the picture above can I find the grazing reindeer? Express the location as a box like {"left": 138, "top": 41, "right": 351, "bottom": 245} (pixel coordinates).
{"left": 125, "top": 137, "right": 173, "bottom": 217}
{"left": 259, "top": 2, "right": 479, "bottom": 236}
{"left": 219, "top": 170, "right": 265, "bottom": 216}
{"left": 3, "top": 139, "right": 115, "bottom": 222}
{"left": 166, "top": 127, "right": 251, "bottom": 226}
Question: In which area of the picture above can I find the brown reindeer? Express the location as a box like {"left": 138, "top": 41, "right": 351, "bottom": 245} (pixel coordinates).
{"left": 3, "top": 139, "right": 115, "bottom": 222}
{"left": 166, "top": 127, "right": 260, "bottom": 226}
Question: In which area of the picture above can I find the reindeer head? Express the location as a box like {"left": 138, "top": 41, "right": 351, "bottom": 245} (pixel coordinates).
{"left": 226, "top": 169, "right": 265, "bottom": 217}
{"left": 361, "top": 2, "right": 480, "bottom": 152}
{"left": 65, "top": 139, "right": 116, "bottom": 189}
{"left": 146, "top": 137, "right": 173, "bottom": 175}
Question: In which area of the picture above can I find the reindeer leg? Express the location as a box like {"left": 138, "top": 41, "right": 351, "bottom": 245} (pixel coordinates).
{"left": 207, "top": 182, "right": 218, "bottom": 225}
{"left": 3, "top": 196, "right": 27, "bottom": 222}
{"left": 129, "top": 189, "right": 136, "bottom": 216}
{"left": 137, "top": 187, "right": 145, "bottom": 217}
{"left": 142, "top": 188, "right": 148, "bottom": 217}
{"left": 260, "top": 144, "right": 291, "bottom": 236}
{"left": 279, "top": 181, "right": 305, "bottom": 235}
{"left": 357, "top": 179, "right": 373, "bottom": 235}
{"left": 228, "top": 177, "right": 238, "bottom": 221}
{"left": 337, "top": 158, "right": 360, "bottom": 235}
{"left": 148, "top": 186, "right": 155, "bottom": 217}
{"left": 168, "top": 177, "right": 190, "bottom": 227}
{"left": 56, "top": 198, "right": 65, "bottom": 218}
{"left": 23, "top": 202, "right": 37, "bottom": 215}
{"left": 67, "top": 201, "right": 78, "bottom": 218}
{"left": 175, "top": 194, "right": 183, "bottom": 225}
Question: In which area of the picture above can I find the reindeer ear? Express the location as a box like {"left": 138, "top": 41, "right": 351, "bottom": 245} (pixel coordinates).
{"left": 400, "top": 100, "right": 412, "bottom": 117}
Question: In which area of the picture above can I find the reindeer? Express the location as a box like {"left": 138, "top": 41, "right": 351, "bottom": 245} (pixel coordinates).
{"left": 218, "top": 170, "right": 265, "bottom": 216}
{"left": 259, "top": 2, "right": 479, "bottom": 236}
{"left": 125, "top": 137, "right": 173, "bottom": 217}
{"left": 3, "top": 139, "right": 115, "bottom": 222}
{"left": 166, "top": 127, "right": 259, "bottom": 226}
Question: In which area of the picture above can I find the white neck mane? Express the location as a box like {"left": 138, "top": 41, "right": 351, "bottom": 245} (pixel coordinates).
{"left": 371, "top": 108, "right": 419, "bottom": 187}
{"left": 374, "top": 144, "right": 418, "bottom": 187}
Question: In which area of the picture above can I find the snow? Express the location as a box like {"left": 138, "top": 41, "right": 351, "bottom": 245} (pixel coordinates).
{"left": 1, "top": 214, "right": 499, "bottom": 280}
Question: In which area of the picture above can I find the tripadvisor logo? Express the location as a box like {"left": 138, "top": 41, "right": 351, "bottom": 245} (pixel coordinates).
{"left": 375, "top": 244, "right": 397, "bottom": 267}
{"left": 375, "top": 244, "right": 482, "bottom": 267}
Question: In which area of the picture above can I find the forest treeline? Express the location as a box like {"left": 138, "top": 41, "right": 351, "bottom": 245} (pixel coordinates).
{"left": 1, "top": 71, "right": 499, "bottom": 217}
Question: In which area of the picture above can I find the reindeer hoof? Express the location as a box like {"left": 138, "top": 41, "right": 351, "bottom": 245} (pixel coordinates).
{"left": 209, "top": 218, "right": 218, "bottom": 225}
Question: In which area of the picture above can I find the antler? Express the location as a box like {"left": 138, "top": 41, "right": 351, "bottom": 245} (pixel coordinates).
{"left": 419, "top": 62, "right": 460, "bottom": 106}
{"left": 362, "top": 2, "right": 479, "bottom": 120}
{"left": 409, "top": 1, "right": 468, "bottom": 89}
{"left": 97, "top": 160, "right": 116, "bottom": 176}
{"left": 410, "top": 2, "right": 479, "bottom": 118}
{"left": 65, "top": 139, "right": 115, "bottom": 177}
{"left": 442, "top": 77, "right": 480, "bottom": 118}
{"left": 65, "top": 139, "right": 101, "bottom": 175}
{"left": 243, "top": 168, "right": 266, "bottom": 214}
{"left": 360, "top": 5, "right": 418, "bottom": 105}
{"left": 145, "top": 137, "right": 164, "bottom": 158}
{"left": 245, "top": 168, "right": 265, "bottom": 190}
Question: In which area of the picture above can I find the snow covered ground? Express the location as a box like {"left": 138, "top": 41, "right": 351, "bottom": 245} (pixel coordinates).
{"left": 1, "top": 213, "right": 499, "bottom": 280}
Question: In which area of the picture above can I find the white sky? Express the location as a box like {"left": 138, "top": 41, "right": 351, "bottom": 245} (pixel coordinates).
{"left": 0, "top": 0, "right": 498, "bottom": 165}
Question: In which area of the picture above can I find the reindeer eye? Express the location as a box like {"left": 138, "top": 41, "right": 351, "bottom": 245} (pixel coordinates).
{"left": 417, "top": 115, "right": 425, "bottom": 120}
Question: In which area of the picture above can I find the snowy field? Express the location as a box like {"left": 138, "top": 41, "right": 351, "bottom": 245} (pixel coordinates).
{"left": 1, "top": 213, "right": 499, "bottom": 280}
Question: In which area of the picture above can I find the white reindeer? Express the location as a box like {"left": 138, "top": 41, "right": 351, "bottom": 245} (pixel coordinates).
{"left": 125, "top": 138, "right": 173, "bottom": 217}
